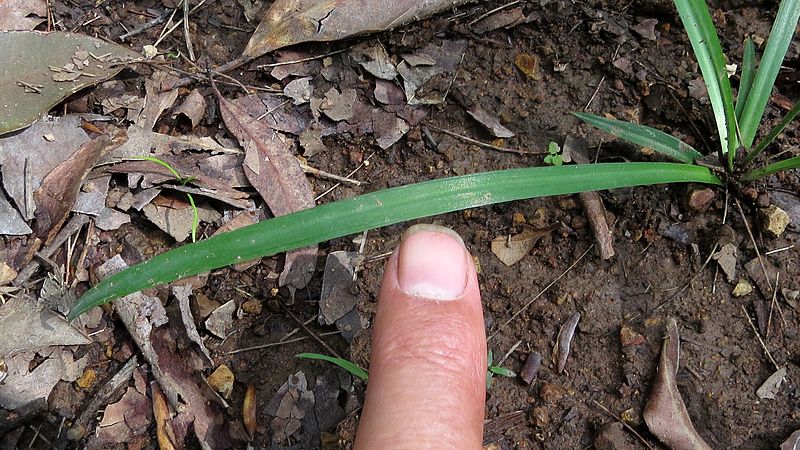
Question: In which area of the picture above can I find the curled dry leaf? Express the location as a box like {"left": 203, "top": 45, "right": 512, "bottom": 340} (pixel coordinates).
{"left": 215, "top": 84, "right": 317, "bottom": 291}
{"left": 244, "top": 383, "right": 257, "bottom": 440}
{"left": 152, "top": 382, "right": 177, "bottom": 450}
{"left": 491, "top": 224, "right": 557, "bottom": 266}
{"left": 643, "top": 318, "right": 712, "bottom": 450}
{"left": 553, "top": 312, "right": 580, "bottom": 374}
{"left": 242, "top": 0, "right": 474, "bottom": 61}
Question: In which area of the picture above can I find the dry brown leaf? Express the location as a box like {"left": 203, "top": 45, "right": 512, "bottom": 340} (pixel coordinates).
{"left": 172, "top": 88, "right": 206, "bottom": 128}
{"left": 491, "top": 225, "right": 556, "bottom": 266}
{"left": 243, "top": 384, "right": 257, "bottom": 440}
{"left": 215, "top": 84, "right": 317, "bottom": 291}
{"left": 152, "top": 382, "right": 178, "bottom": 450}
{"left": 643, "top": 318, "right": 712, "bottom": 450}
{"left": 0, "top": 0, "right": 46, "bottom": 31}
{"left": 242, "top": 0, "right": 474, "bottom": 61}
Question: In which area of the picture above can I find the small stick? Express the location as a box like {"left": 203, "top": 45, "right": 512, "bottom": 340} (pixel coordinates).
{"left": 765, "top": 244, "right": 794, "bottom": 255}
{"left": 119, "top": 10, "right": 171, "bottom": 41}
{"left": 591, "top": 400, "right": 655, "bottom": 450}
{"left": 183, "top": 0, "right": 195, "bottom": 60}
{"left": 489, "top": 245, "right": 593, "bottom": 340}
{"left": 427, "top": 125, "right": 544, "bottom": 156}
{"left": 583, "top": 75, "right": 605, "bottom": 112}
{"left": 280, "top": 300, "right": 342, "bottom": 359}
{"left": 299, "top": 161, "right": 363, "bottom": 186}
{"left": 735, "top": 198, "right": 772, "bottom": 291}
{"left": 315, "top": 153, "right": 375, "bottom": 201}
{"left": 256, "top": 49, "right": 348, "bottom": 69}
{"left": 225, "top": 331, "right": 340, "bottom": 355}
{"left": 468, "top": 0, "right": 521, "bottom": 26}
{"left": 741, "top": 304, "right": 780, "bottom": 370}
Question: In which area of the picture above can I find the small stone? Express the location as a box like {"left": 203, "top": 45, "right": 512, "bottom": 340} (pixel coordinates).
{"left": 732, "top": 279, "right": 753, "bottom": 297}
{"left": 76, "top": 368, "right": 96, "bottom": 389}
{"left": 512, "top": 212, "right": 526, "bottom": 226}
{"left": 530, "top": 406, "right": 550, "bottom": 428}
{"left": 539, "top": 382, "right": 566, "bottom": 403}
{"left": 756, "top": 192, "right": 770, "bottom": 208}
{"left": 685, "top": 186, "right": 716, "bottom": 212}
{"left": 0, "top": 262, "right": 17, "bottom": 286}
{"left": 515, "top": 53, "right": 541, "bottom": 80}
{"left": 759, "top": 205, "right": 790, "bottom": 238}
{"left": 620, "top": 407, "right": 640, "bottom": 426}
{"left": 207, "top": 364, "right": 235, "bottom": 399}
{"left": 241, "top": 299, "right": 263, "bottom": 315}
{"left": 619, "top": 326, "right": 645, "bottom": 347}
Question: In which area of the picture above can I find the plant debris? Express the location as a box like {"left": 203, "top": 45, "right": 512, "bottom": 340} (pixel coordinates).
{"left": 491, "top": 224, "right": 557, "bottom": 266}
{"left": 756, "top": 367, "right": 787, "bottom": 400}
{"left": 553, "top": 312, "right": 580, "bottom": 374}
{"left": 643, "top": 318, "right": 712, "bottom": 450}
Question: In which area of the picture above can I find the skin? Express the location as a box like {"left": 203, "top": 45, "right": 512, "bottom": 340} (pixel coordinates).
{"left": 354, "top": 225, "right": 487, "bottom": 449}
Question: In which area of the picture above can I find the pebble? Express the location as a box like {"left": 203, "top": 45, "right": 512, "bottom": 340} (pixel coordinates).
{"left": 539, "top": 382, "right": 566, "bottom": 403}
{"left": 207, "top": 364, "right": 235, "bottom": 399}
{"left": 732, "top": 279, "right": 753, "bottom": 297}
{"left": 758, "top": 205, "right": 790, "bottom": 238}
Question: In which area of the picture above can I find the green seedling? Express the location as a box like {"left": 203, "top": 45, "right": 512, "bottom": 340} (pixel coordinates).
{"left": 134, "top": 156, "right": 200, "bottom": 243}
{"left": 486, "top": 350, "right": 516, "bottom": 389}
{"left": 296, "top": 353, "right": 369, "bottom": 380}
{"left": 544, "top": 141, "right": 563, "bottom": 166}
{"left": 575, "top": 0, "right": 800, "bottom": 180}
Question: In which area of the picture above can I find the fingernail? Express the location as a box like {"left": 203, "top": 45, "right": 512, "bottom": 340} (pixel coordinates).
{"left": 396, "top": 224, "right": 469, "bottom": 301}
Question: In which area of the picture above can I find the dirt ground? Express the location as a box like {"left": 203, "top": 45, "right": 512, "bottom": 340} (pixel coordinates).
{"left": 2, "top": 0, "right": 800, "bottom": 448}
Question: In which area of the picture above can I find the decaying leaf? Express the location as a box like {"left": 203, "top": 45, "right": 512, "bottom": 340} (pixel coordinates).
{"left": 266, "top": 371, "right": 316, "bottom": 445}
{"left": 174, "top": 284, "right": 214, "bottom": 368}
{"left": 712, "top": 243, "right": 737, "bottom": 283}
{"left": 172, "top": 88, "right": 207, "bottom": 128}
{"left": 466, "top": 107, "right": 515, "bottom": 138}
{"left": 0, "top": 347, "right": 88, "bottom": 410}
{"left": 242, "top": 0, "right": 474, "bottom": 61}
{"left": 0, "top": 31, "right": 140, "bottom": 135}
{"left": 491, "top": 225, "right": 557, "bottom": 266}
{"left": 205, "top": 299, "right": 237, "bottom": 339}
{"left": 0, "top": 188, "right": 31, "bottom": 235}
{"left": 88, "top": 368, "right": 152, "bottom": 448}
{"left": 0, "top": 294, "right": 90, "bottom": 357}
{"left": 553, "top": 312, "right": 580, "bottom": 374}
{"left": 0, "top": 0, "right": 46, "bottom": 31}
{"left": 781, "top": 429, "right": 800, "bottom": 450}
{"left": 215, "top": 84, "right": 317, "bottom": 291}
{"left": 244, "top": 384, "right": 257, "bottom": 440}
{"left": 152, "top": 382, "right": 178, "bottom": 450}
{"left": 756, "top": 367, "right": 787, "bottom": 400}
{"left": 643, "top": 318, "right": 712, "bottom": 450}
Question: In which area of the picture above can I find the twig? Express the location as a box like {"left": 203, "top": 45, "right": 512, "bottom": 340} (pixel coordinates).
{"left": 497, "top": 339, "right": 522, "bottom": 366}
{"left": 591, "top": 400, "right": 655, "bottom": 450}
{"left": 183, "top": 0, "right": 195, "bottom": 60}
{"left": 225, "top": 331, "right": 341, "bottom": 355}
{"left": 765, "top": 244, "right": 794, "bottom": 255}
{"left": 119, "top": 9, "right": 171, "bottom": 41}
{"left": 299, "top": 161, "right": 363, "bottom": 186}
{"left": 427, "top": 125, "right": 545, "bottom": 156}
{"left": 280, "top": 301, "right": 341, "bottom": 359}
{"left": 441, "top": 51, "right": 466, "bottom": 103}
{"left": 741, "top": 304, "right": 780, "bottom": 371}
{"left": 153, "top": 0, "right": 206, "bottom": 47}
{"left": 468, "top": 0, "right": 521, "bottom": 26}
{"left": 315, "top": 153, "right": 374, "bottom": 201}
{"left": 256, "top": 49, "right": 348, "bottom": 69}
{"left": 767, "top": 272, "right": 787, "bottom": 334}
{"left": 735, "top": 198, "right": 772, "bottom": 291}
{"left": 583, "top": 75, "right": 606, "bottom": 112}
{"left": 489, "top": 245, "right": 594, "bottom": 340}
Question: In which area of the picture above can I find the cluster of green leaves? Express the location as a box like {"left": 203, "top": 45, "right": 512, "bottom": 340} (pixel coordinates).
{"left": 576, "top": 0, "right": 800, "bottom": 180}
{"left": 486, "top": 349, "right": 516, "bottom": 389}
{"left": 544, "top": 141, "right": 563, "bottom": 166}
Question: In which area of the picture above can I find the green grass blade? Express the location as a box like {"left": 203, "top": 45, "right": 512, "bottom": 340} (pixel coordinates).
{"left": 743, "top": 155, "right": 800, "bottom": 181}
{"left": 133, "top": 156, "right": 183, "bottom": 180}
{"left": 746, "top": 98, "right": 800, "bottom": 164}
{"left": 489, "top": 366, "right": 516, "bottom": 377}
{"left": 674, "top": 0, "right": 738, "bottom": 166}
{"left": 574, "top": 113, "right": 702, "bottom": 163}
{"left": 738, "top": 0, "right": 800, "bottom": 148}
{"left": 67, "top": 163, "right": 722, "bottom": 320}
{"left": 296, "top": 353, "right": 368, "bottom": 380}
{"left": 735, "top": 38, "right": 756, "bottom": 122}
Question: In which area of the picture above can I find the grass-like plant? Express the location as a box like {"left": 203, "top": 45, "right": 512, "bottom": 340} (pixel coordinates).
{"left": 296, "top": 353, "right": 369, "bottom": 380}
{"left": 68, "top": 0, "right": 799, "bottom": 321}
{"left": 135, "top": 156, "right": 200, "bottom": 242}
{"left": 575, "top": 0, "right": 800, "bottom": 180}
{"left": 486, "top": 349, "right": 516, "bottom": 389}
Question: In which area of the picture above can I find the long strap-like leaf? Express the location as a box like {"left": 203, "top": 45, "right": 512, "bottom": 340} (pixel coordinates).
{"left": 68, "top": 163, "right": 721, "bottom": 320}
{"left": 738, "top": 0, "right": 800, "bottom": 149}
{"left": 674, "top": 0, "right": 738, "bottom": 168}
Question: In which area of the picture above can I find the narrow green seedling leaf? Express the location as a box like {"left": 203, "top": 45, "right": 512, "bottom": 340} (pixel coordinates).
{"left": 573, "top": 113, "right": 702, "bottom": 164}
{"left": 296, "top": 353, "right": 368, "bottom": 380}
{"left": 735, "top": 38, "right": 756, "bottom": 122}
{"left": 489, "top": 366, "right": 516, "bottom": 377}
{"left": 738, "top": 0, "right": 800, "bottom": 148}
{"left": 68, "top": 163, "right": 721, "bottom": 320}
{"left": 186, "top": 193, "right": 199, "bottom": 243}
{"left": 134, "top": 156, "right": 184, "bottom": 182}
{"left": 743, "top": 155, "right": 800, "bottom": 181}
{"left": 133, "top": 155, "right": 200, "bottom": 242}
{"left": 746, "top": 98, "right": 800, "bottom": 164}
{"left": 673, "top": 0, "right": 738, "bottom": 164}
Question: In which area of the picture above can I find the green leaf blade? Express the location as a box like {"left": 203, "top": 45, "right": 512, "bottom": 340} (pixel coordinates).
{"left": 736, "top": 38, "right": 756, "bottom": 122}
{"left": 296, "top": 353, "right": 369, "bottom": 380}
{"left": 489, "top": 366, "right": 516, "bottom": 377}
{"left": 738, "top": 0, "right": 800, "bottom": 148}
{"left": 574, "top": 113, "right": 702, "bottom": 163}
{"left": 743, "top": 155, "right": 800, "bottom": 181}
{"left": 747, "top": 98, "right": 800, "bottom": 164}
{"left": 68, "top": 163, "right": 722, "bottom": 320}
{"left": 673, "top": 0, "right": 738, "bottom": 162}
